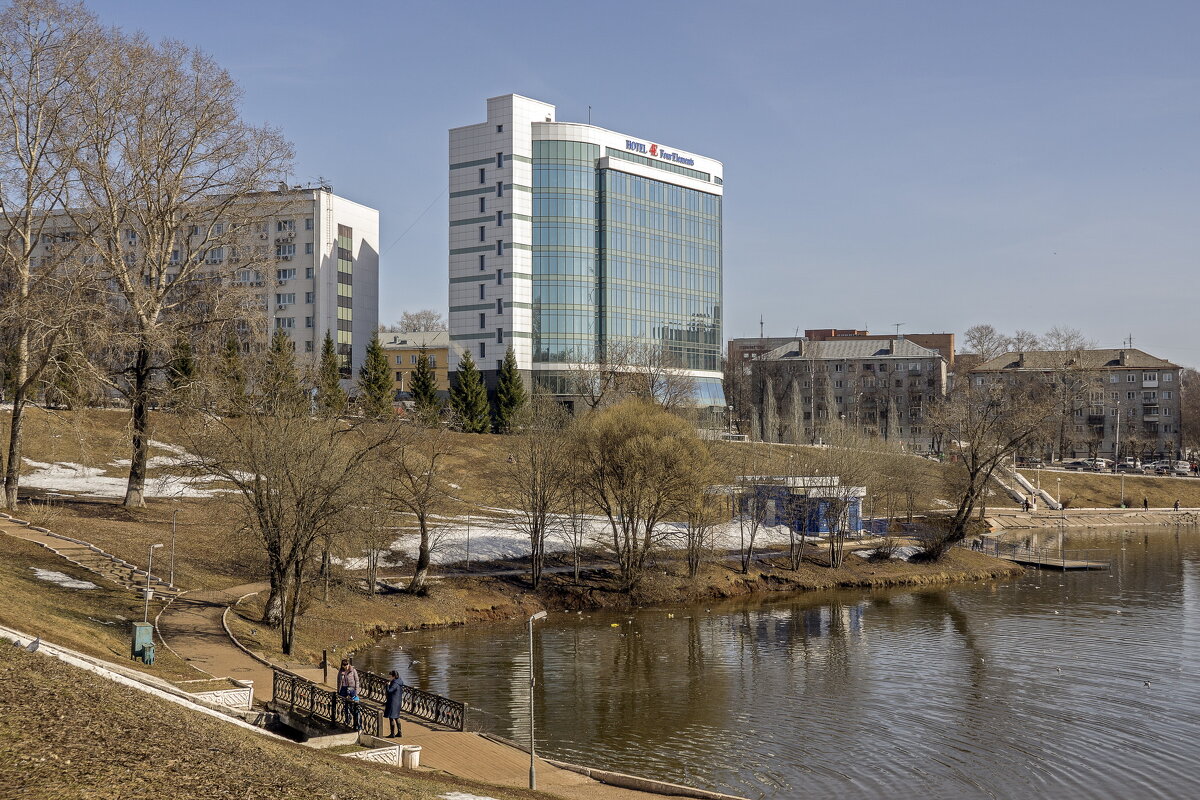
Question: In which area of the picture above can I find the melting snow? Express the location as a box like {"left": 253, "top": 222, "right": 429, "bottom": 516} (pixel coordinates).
{"left": 21, "top": 440, "right": 232, "bottom": 499}
{"left": 30, "top": 568, "right": 98, "bottom": 589}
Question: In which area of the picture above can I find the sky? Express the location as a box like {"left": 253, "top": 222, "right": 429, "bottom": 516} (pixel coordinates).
{"left": 88, "top": 0, "right": 1200, "bottom": 367}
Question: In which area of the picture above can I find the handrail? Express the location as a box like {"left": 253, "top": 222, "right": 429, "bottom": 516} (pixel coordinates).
{"left": 967, "top": 538, "right": 1110, "bottom": 569}
{"left": 271, "top": 669, "right": 384, "bottom": 737}
{"left": 357, "top": 668, "right": 466, "bottom": 731}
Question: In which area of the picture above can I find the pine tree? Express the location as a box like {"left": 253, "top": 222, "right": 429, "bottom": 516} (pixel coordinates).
{"left": 494, "top": 345, "right": 527, "bottom": 433}
{"left": 167, "top": 338, "right": 195, "bottom": 408}
{"left": 357, "top": 332, "right": 394, "bottom": 419}
{"left": 316, "top": 330, "right": 347, "bottom": 416}
{"left": 409, "top": 345, "right": 441, "bottom": 425}
{"left": 221, "top": 334, "right": 246, "bottom": 410}
{"left": 264, "top": 329, "right": 304, "bottom": 412}
{"left": 450, "top": 349, "right": 490, "bottom": 433}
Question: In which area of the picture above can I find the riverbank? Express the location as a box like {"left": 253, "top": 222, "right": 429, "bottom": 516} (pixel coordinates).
{"left": 226, "top": 547, "right": 1025, "bottom": 665}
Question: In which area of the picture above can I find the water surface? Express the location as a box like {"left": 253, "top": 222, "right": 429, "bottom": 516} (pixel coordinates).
{"left": 361, "top": 525, "right": 1200, "bottom": 799}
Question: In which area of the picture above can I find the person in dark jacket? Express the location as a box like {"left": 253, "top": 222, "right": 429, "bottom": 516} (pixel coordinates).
{"left": 385, "top": 670, "right": 405, "bottom": 737}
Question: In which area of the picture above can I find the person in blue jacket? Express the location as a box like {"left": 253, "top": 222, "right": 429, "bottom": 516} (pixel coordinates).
{"left": 385, "top": 669, "right": 405, "bottom": 737}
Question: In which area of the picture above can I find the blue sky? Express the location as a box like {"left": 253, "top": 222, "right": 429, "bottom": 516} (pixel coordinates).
{"left": 89, "top": 1, "right": 1199, "bottom": 366}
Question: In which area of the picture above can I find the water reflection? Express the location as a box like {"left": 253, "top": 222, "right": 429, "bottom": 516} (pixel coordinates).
{"left": 360, "top": 525, "right": 1200, "bottom": 799}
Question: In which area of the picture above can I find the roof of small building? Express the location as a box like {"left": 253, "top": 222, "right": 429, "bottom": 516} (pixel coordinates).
{"left": 971, "top": 348, "right": 1178, "bottom": 372}
{"left": 760, "top": 338, "right": 944, "bottom": 362}
{"left": 380, "top": 330, "right": 449, "bottom": 350}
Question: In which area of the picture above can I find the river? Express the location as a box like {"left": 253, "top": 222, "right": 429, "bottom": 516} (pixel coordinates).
{"left": 359, "top": 525, "right": 1200, "bottom": 799}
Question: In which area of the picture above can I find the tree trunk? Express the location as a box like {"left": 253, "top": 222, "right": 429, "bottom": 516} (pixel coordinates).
{"left": 3, "top": 344, "right": 27, "bottom": 509}
{"left": 261, "top": 565, "right": 287, "bottom": 627}
{"left": 408, "top": 519, "right": 430, "bottom": 593}
{"left": 123, "top": 344, "right": 152, "bottom": 509}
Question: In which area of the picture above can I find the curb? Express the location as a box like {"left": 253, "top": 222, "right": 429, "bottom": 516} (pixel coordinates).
{"left": 221, "top": 590, "right": 278, "bottom": 670}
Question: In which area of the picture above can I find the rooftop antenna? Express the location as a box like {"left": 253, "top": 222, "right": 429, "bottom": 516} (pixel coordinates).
{"left": 588, "top": 105, "right": 592, "bottom": 125}
{"left": 893, "top": 322, "right": 905, "bottom": 337}
{"left": 1125, "top": 333, "right": 1134, "bottom": 348}
{"left": 759, "top": 314, "right": 764, "bottom": 338}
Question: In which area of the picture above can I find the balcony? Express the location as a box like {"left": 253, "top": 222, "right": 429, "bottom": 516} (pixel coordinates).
{"left": 1142, "top": 380, "right": 1159, "bottom": 388}
{"left": 1143, "top": 407, "right": 1160, "bottom": 422}
{"left": 1087, "top": 415, "right": 1107, "bottom": 426}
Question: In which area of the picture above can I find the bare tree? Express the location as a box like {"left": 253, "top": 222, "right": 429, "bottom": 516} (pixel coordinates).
{"left": 180, "top": 354, "right": 386, "bottom": 655}
{"left": 496, "top": 395, "right": 571, "bottom": 589}
{"left": 71, "top": 32, "right": 292, "bottom": 507}
{"left": 0, "top": 0, "right": 103, "bottom": 508}
{"left": 923, "top": 375, "right": 1054, "bottom": 559}
{"left": 1181, "top": 368, "right": 1200, "bottom": 455}
{"left": 1010, "top": 329, "right": 1042, "bottom": 351}
{"left": 963, "top": 324, "right": 1011, "bottom": 360}
{"left": 565, "top": 340, "right": 696, "bottom": 412}
{"left": 382, "top": 309, "right": 447, "bottom": 332}
{"left": 554, "top": 482, "right": 592, "bottom": 584}
{"left": 375, "top": 422, "right": 457, "bottom": 593}
{"left": 569, "top": 399, "right": 711, "bottom": 591}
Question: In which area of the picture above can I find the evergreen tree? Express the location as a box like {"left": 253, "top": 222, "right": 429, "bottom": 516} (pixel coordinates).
{"left": 167, "top": 338, "right": 195, "bottom": 408}
{"left": 494, "top": 345, "right": 527, "bottom": 433}
{"left": 264, "top": 329, "right": 304, "bottom": 412}
{"left": 450, "top": 349, "right": 490, "bottom": 433}
{"left": 357, "top": 332, "right": 394, "bottom": 419}
{"left": 221, "top": 334, "right": 246, "bottom": 409}
{"left": 409, "top": 345, "right": 441, "bottom": 424}
{"left": 315, "top": 330, "right": 347, "bottom": 416}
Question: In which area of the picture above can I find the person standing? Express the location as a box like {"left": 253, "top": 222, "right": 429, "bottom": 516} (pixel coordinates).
{"left": 1174, "top": 500, "right": 1181, "bottom": 511}
{"left": 385, "top": 669, "right": 405, "bottom": 737}
{"left": 1142, "top": 497, "right": 1149, "bottom": 511}
{"left": 337, "top": 658, "right": 361, "bottom": 730}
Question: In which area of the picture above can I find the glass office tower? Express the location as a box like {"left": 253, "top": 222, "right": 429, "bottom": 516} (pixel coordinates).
{"left": 449, "top": 94, "right": 725, "bottom": 412}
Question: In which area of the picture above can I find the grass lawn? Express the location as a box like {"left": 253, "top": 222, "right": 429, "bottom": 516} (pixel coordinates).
{"left": 1018, "top": 469, "right": 1200, "bottom": 509}
{"left": 0, "top": 645, "right": 544, "bottom": 800}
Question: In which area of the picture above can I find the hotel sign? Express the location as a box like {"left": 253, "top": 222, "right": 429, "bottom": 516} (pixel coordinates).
{"left": 625, "top": 139, "right": 696, "bottom": 167}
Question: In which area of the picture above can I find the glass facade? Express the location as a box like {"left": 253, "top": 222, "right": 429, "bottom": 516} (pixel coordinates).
{"left": 531, "top": 140, "right": 723, "bottom": 406}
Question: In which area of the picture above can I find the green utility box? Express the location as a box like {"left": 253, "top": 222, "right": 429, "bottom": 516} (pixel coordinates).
{"left": 131, "top": 621, "right": 155, "bottom": 665}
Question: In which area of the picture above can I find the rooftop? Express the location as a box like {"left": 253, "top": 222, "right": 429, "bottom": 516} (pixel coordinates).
{"left": 759, "top": 338, "right": 945, "bottom": 362}
{"left": 972, "top": 348, "right": 1179, "bottom": 372}
{"left": 380, "top": 330, "right": 449, "bottom": 349}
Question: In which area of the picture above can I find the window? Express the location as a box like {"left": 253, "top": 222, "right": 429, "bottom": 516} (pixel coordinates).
{"left": 496, "top": 152, "right": 504, "bottom": 168}
{"left": 277, "top": 268, "right": 296, "bottom": 281}
{"left": 479, "top": 168, "right": 485, "bottom": 184}
{"left": 1143, "top": 372, "right": 1158, "bottom": 381}
{"left": 478, "top": 254, "right": 485, "bottom": 271}
{"left": 1127, "top": 374, "right": 1136, "bottom": 382}
{"left": 834, "top": 364, "right": 843, "bottom": 372}
{"left": 305, "top": 242, "right": 313, "bottom": 255}
{"left": 1164, "top": 373, "right": 1173, "bottom": 382}
{"left": 304, "top": 316, "right": 313, "bottom": 328}
{"left": 478, "top": 342, "right": 486, "bottom": 359}
{"left": 275, "top": 317, "right": 294, "bottom": 329}
{"left": 305, "top": 267, "right": 314, "bottom": 278}
{"left": 497, "top": 360, "right": 504, "bottom": 371}
{"left": 495, "top": 239, "right": 503, "bottom": 255}
{"left": 479, "top": 312, "right": 486, "bottom": 329}
{"left": 496, "top": 124, "right": 503, "bottom": 133}
{"left": 834, "top": 380, "right": 843, "bottom": 389}
{"left": 1164, "top": 407, "right": 1172, "bottom": 417}
{"left": 275, "top": 293, "right": 295, "bottom": 305}
{"left": 496, "top": 210, "right": 503, "bottom": 227}
{"left": 479, "top": 283, "right": 485, "bottom": 300}
{"left": 305, "top": 218, "right": 313, "bottom": 230}
{"left": 1127, "top": 392, "right": 1136, "bottom": 400}
{"left": 428, "top": 354, "right": 436, "bottom": 366}
{"left": 496, "top": 181, "right": 503, "bottom": 197}
{"left": 479, "top": 196, "right": 486, "bottom": 213}
{"left": 212, "top": 223, "right": 224, "bottom": 235}
{"left": 276, "top": 243, "right": 295, "bottom": 257}
{"left": 304, "top": 291, "right": 315, "bottom": 303}
{"left": 277, "top": 220, "right": 295, "bottom": 232}
{"left": 1109, "top": 374, "right": 1119, "bottom": 383}
{"left": 304, "top": 340, "right": 313, "bottom": 353}
{"left": 496, "top": 269, "right": 503, "bottom": 285}
{"left": 188, "top": 225, "right": 199, "bottom": 236}
{"left": 479, "top": 225, "right": 486, "bottom": 242}
{"left": 496, "top": 298, "right": 503, "bottom": 314}
{"left": 496, "top": 328, "right": 504, "bottom": 344}
{"left": 396, "top": 371, "right": 403, "bottom": 383}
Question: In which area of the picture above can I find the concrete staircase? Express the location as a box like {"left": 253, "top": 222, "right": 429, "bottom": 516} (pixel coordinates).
{"left": 0, "top": 512, "right": 181, "bottom": 600}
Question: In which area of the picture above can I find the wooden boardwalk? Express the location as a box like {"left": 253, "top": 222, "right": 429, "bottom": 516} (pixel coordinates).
{"left": 993, "top": 551, "right": 1109, "bottom": 570}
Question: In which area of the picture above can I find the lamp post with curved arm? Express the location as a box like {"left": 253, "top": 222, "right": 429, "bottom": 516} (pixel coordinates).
{"left": 528, "top": 610, "right": 548, "bottom": 790}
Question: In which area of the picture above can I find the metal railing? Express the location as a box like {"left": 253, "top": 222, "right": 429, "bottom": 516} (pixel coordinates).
{"left": 272, "top": 670, "right": 384, "bottom": 737}
{"left": 967, "top": 538, "right": 1110, "bottom": 570}
{"left": 357, "top": 668, "right": 465, "bottom": 731}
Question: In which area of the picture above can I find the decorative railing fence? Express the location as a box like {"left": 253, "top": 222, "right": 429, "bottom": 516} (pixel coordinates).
{"left": 357, "top": 668, "right": 466, "bottom": 731}
{"left": 272, "top": 670, "right": 384, "bottom": 737}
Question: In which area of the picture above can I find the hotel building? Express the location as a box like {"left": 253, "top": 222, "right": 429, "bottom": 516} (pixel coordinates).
{"left": 448, "top": 94, "right": 725, "bottom": 411}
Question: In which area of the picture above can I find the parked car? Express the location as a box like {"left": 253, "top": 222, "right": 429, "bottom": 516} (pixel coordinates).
{"left": 1116, "top": 463, "right": 1146, "bottom": 474}
{"left": 1063, "top": 460, "right": 1090, "bottom": 471}
{"left": 1017, "top": 457, "right": 1046, "bottom": 468}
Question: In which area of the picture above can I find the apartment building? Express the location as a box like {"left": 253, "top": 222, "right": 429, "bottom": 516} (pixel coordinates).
{"left": 970, "top": 348, "right": 1184, "bottom": 459}
{"left": 381, "top": 330, "right": 450, "bottom": 399}
{"left": 746, "top": 337, "right": 948, "bottom": 452}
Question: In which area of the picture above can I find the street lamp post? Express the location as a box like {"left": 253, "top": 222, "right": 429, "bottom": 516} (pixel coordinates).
{"left": 169, "top": 510, "right": 179, "bottom": 588}
{"left": 144, "top": 543, "right": 163, "bottom": 623}
{"left": 528, "top": 610, "right": 548, "bottom": 791}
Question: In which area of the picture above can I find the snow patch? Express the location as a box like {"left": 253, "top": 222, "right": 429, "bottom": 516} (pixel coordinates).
{"left": 30, "top": 568, "right": 97, "bottom": 589}
{"left": 21, "top": 455, "right": 231, "bottom": 499}
{"left": 853, "top": 545, "right": 921, "bottom": 562}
